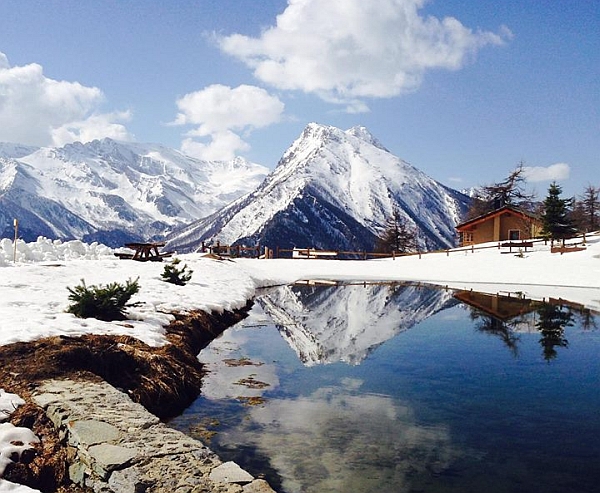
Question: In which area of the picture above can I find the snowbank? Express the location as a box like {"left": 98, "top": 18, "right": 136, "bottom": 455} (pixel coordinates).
{"left": 0, "top": 237, "right": 113, "bottom": 266}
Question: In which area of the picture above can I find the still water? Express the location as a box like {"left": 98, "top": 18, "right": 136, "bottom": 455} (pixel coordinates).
{"left": 170, "top": 283, "right": 600, "bottom": 493}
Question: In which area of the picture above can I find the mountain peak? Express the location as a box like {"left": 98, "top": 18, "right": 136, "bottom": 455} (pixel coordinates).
{"left": 345, "top": 126, "right": 388, "bottom": 151}
{"left": 167, "top": 123, "right": 470, "bottom": 252}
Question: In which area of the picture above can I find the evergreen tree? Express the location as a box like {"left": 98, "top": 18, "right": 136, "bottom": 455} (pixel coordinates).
{"left": 161, "top": 258, "right": 193, "bottom": 286}
{"left": 580, "top": 184, "right": 599, "bottom": 232}
{"left": 376, "top": 210, "right": 417, "bottom": 253}
{"left": 540, "top": 182, "right": 576, "bottom": 243}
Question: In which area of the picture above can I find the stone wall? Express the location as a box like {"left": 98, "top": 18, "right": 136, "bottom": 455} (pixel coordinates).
{"left": 33, "top": 379, "right": 275, "bottom": 493}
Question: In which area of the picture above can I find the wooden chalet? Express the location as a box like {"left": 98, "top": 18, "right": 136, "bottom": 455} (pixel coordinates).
{"left": 456, "top": 205, "right": 541, "bottom": 246}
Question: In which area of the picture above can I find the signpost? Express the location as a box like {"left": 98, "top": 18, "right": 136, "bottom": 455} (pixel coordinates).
{"left": 13, "top": 218, "right": 18, "bottom": 263}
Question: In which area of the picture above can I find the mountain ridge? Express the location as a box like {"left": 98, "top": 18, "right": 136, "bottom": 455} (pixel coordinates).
{"left": 0, "top": 139, "right": 268, "bottom": 245}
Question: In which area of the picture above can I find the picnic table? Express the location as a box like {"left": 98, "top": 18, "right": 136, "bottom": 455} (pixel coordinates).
{"left": 114, "top": 242, "right": 173, "bottom": 261}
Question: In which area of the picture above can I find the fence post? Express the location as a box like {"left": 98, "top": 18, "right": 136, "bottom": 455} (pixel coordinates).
{"left": 13, "top": 218, "right": 18, "bottom": 263}
{"left": 392, "top": 250, "right": 395, "bottom": 260}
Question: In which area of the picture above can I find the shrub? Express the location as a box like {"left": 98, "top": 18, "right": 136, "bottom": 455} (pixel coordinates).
{"left": 161, "top": 258, "right": 193, "bottom": 286}
{"left": 66, "top": 277, "right": 140, "bottom": 321}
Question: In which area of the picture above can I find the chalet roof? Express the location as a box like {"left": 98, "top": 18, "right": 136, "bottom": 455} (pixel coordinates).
{"left": 456, "top": 205, "right": 539, "bottom": 231}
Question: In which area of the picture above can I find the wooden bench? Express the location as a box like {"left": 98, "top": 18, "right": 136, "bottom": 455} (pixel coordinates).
{"left": 114, "top": 242, "right": 173, "bottom": 262}
{"left": 292, "top": 248, "right": 338, "bottom": 259}
{"left": 500, "top": 241, "right": 533, "bottom": 253}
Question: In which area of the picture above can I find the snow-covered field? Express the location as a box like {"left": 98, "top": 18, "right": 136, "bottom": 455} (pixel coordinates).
{"left": 1, "top": 235, "right": 599, "bottom": 348}
{"left": 0, "top": 234, "right": 599, "bottom": 491}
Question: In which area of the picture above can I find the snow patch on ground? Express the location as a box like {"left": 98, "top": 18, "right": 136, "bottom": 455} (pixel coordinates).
{"left": 0, "top": 390, "right": 25, "bottom": 423}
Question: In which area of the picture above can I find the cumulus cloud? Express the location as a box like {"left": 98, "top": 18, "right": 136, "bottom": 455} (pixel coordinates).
{"left": 217, "top": 0, "right": 511, "bottom": 111}
{"left": 51, "top": 111, "right": 133, "bottom": 146}
{"left": 522, "top": 162, "right": 570, "bottom": 182}
{"left": 172, "top": 84, "right": 284, "bottom": 161}
{"left": 0, "top": 52, "right": 132, "bottom": 146}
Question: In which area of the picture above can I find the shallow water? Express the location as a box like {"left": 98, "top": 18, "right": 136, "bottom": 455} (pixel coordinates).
{"left": 170, "top": 283, "right": 600, "bottom": 493}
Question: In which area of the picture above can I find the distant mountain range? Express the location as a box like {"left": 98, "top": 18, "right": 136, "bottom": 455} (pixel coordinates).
{"left": 167, "top": 123, "right": 470, "bottom": 252}
{"left": 1, "top": 123, "right": 470, "bottom": 250}
{"left": 0, "top": 139, "right": 267, "bottom": 245}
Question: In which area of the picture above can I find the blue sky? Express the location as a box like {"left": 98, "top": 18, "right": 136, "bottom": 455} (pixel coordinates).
{"left": 0, "top": 0, "right": 598, "bottom": 197}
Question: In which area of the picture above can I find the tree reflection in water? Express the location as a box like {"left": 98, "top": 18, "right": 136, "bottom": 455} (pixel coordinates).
{"left": 456, "top": 290, "right": 596, "bottom": 361}
{"left": 536, "top": 303, "right": 572, "bottom": 361}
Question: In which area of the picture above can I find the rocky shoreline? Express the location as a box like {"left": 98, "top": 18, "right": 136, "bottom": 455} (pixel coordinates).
{"left": 1, "top": 305, "right": 276, "bottom": 492}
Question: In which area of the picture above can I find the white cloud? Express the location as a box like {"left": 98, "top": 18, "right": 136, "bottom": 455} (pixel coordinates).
{"left": 217, "top": 0, "right": 511, "bottom": 111}
{"left": 172, "top": 84, "right": 284, "bottom": 161}
{"left": 51, "top": 111, "right": 133, "bottom": 147}
{"left": 523, "top": 163, "right": 570, "bottom": 182}
{"left": 0, "top": 52, "right": 133, "bottom": 146}
{"left": 180, "top": 131, "right": 250, "bottom": 162}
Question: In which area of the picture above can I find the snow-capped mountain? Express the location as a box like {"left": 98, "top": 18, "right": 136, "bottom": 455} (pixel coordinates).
{"left": 257, "top": 283, "right": 457, "bottom": 366}
{"left": 0, "top": 139, "right": 268, "bottom": 245}
{"left": 167, "top": 123, "right": 470, "bottom": 252}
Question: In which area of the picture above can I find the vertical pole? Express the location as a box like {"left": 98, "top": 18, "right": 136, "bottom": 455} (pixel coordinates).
{"left": 13, "top": 219, "right": 18, "bottom": 263}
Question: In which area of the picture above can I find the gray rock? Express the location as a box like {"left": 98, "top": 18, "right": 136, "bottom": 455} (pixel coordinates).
{"left": 209, "top": 461, "right": 254, "bottom": 484}
{"left": 88, "top": 443, "right": 138, "bottom": 478}
{"left": 69, "top": 420, "right": 120, "bottom": 446}
{"left": 244, "top": 480, "right": 277, "bottom": 493}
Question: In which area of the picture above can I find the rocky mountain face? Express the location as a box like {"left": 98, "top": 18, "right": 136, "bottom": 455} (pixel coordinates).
{"left": 257, "top": 283, "right": 457, "bottom": 366}
{"left": 0, "top": 139, "right": 268, "bottom": 245}
{"left": 167, "top": 123, "right": 470, "bottom": 253}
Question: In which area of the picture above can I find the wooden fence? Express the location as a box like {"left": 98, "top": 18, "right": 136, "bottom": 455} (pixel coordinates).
{"left": 198, "top": 232, "right": 595, "bottom": 260}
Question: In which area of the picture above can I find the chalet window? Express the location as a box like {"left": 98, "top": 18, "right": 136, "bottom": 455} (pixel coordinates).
{"left": 508, "top": 229, "right": 521, "bottom": 240}
{"left": 460, "top": 231, "right": 474, "bottom": 245}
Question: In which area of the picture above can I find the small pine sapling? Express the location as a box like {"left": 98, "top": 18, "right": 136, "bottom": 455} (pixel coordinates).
{"left": 66, "top": 277, "right": 140, "bottom": 321}
{"left": 161, "top": 258, "right": 193, "bottom": 286}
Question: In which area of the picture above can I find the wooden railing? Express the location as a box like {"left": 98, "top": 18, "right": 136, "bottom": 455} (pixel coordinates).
{"left": 197, "top": 232, "right": 597, "bottom": 261}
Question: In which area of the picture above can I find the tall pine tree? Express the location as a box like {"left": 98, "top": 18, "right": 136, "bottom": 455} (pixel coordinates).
{"left": 540, "top": 182, "right": 576, "bottom": 244}
{"left": 580, "top": 184, "right": 599, "bottom": 232}
{"left": 376, "top": 210, "right": 417, "bottom": 253}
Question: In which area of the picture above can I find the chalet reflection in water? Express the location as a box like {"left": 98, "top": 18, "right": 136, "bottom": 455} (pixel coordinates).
{"left": 455, "top": 289, "right": 596, "bottom": 360}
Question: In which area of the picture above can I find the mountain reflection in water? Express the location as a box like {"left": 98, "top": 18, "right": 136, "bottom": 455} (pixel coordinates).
{"left": 171, "top": 283, "right": 600, "bottom": 493}
{"left": 257, "top": 282, "right": 458, "bottom": 366}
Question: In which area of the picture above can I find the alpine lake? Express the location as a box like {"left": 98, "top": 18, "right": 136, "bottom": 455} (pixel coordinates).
{"left": 169, "top": 282, "right": 600, "bottom": 493}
